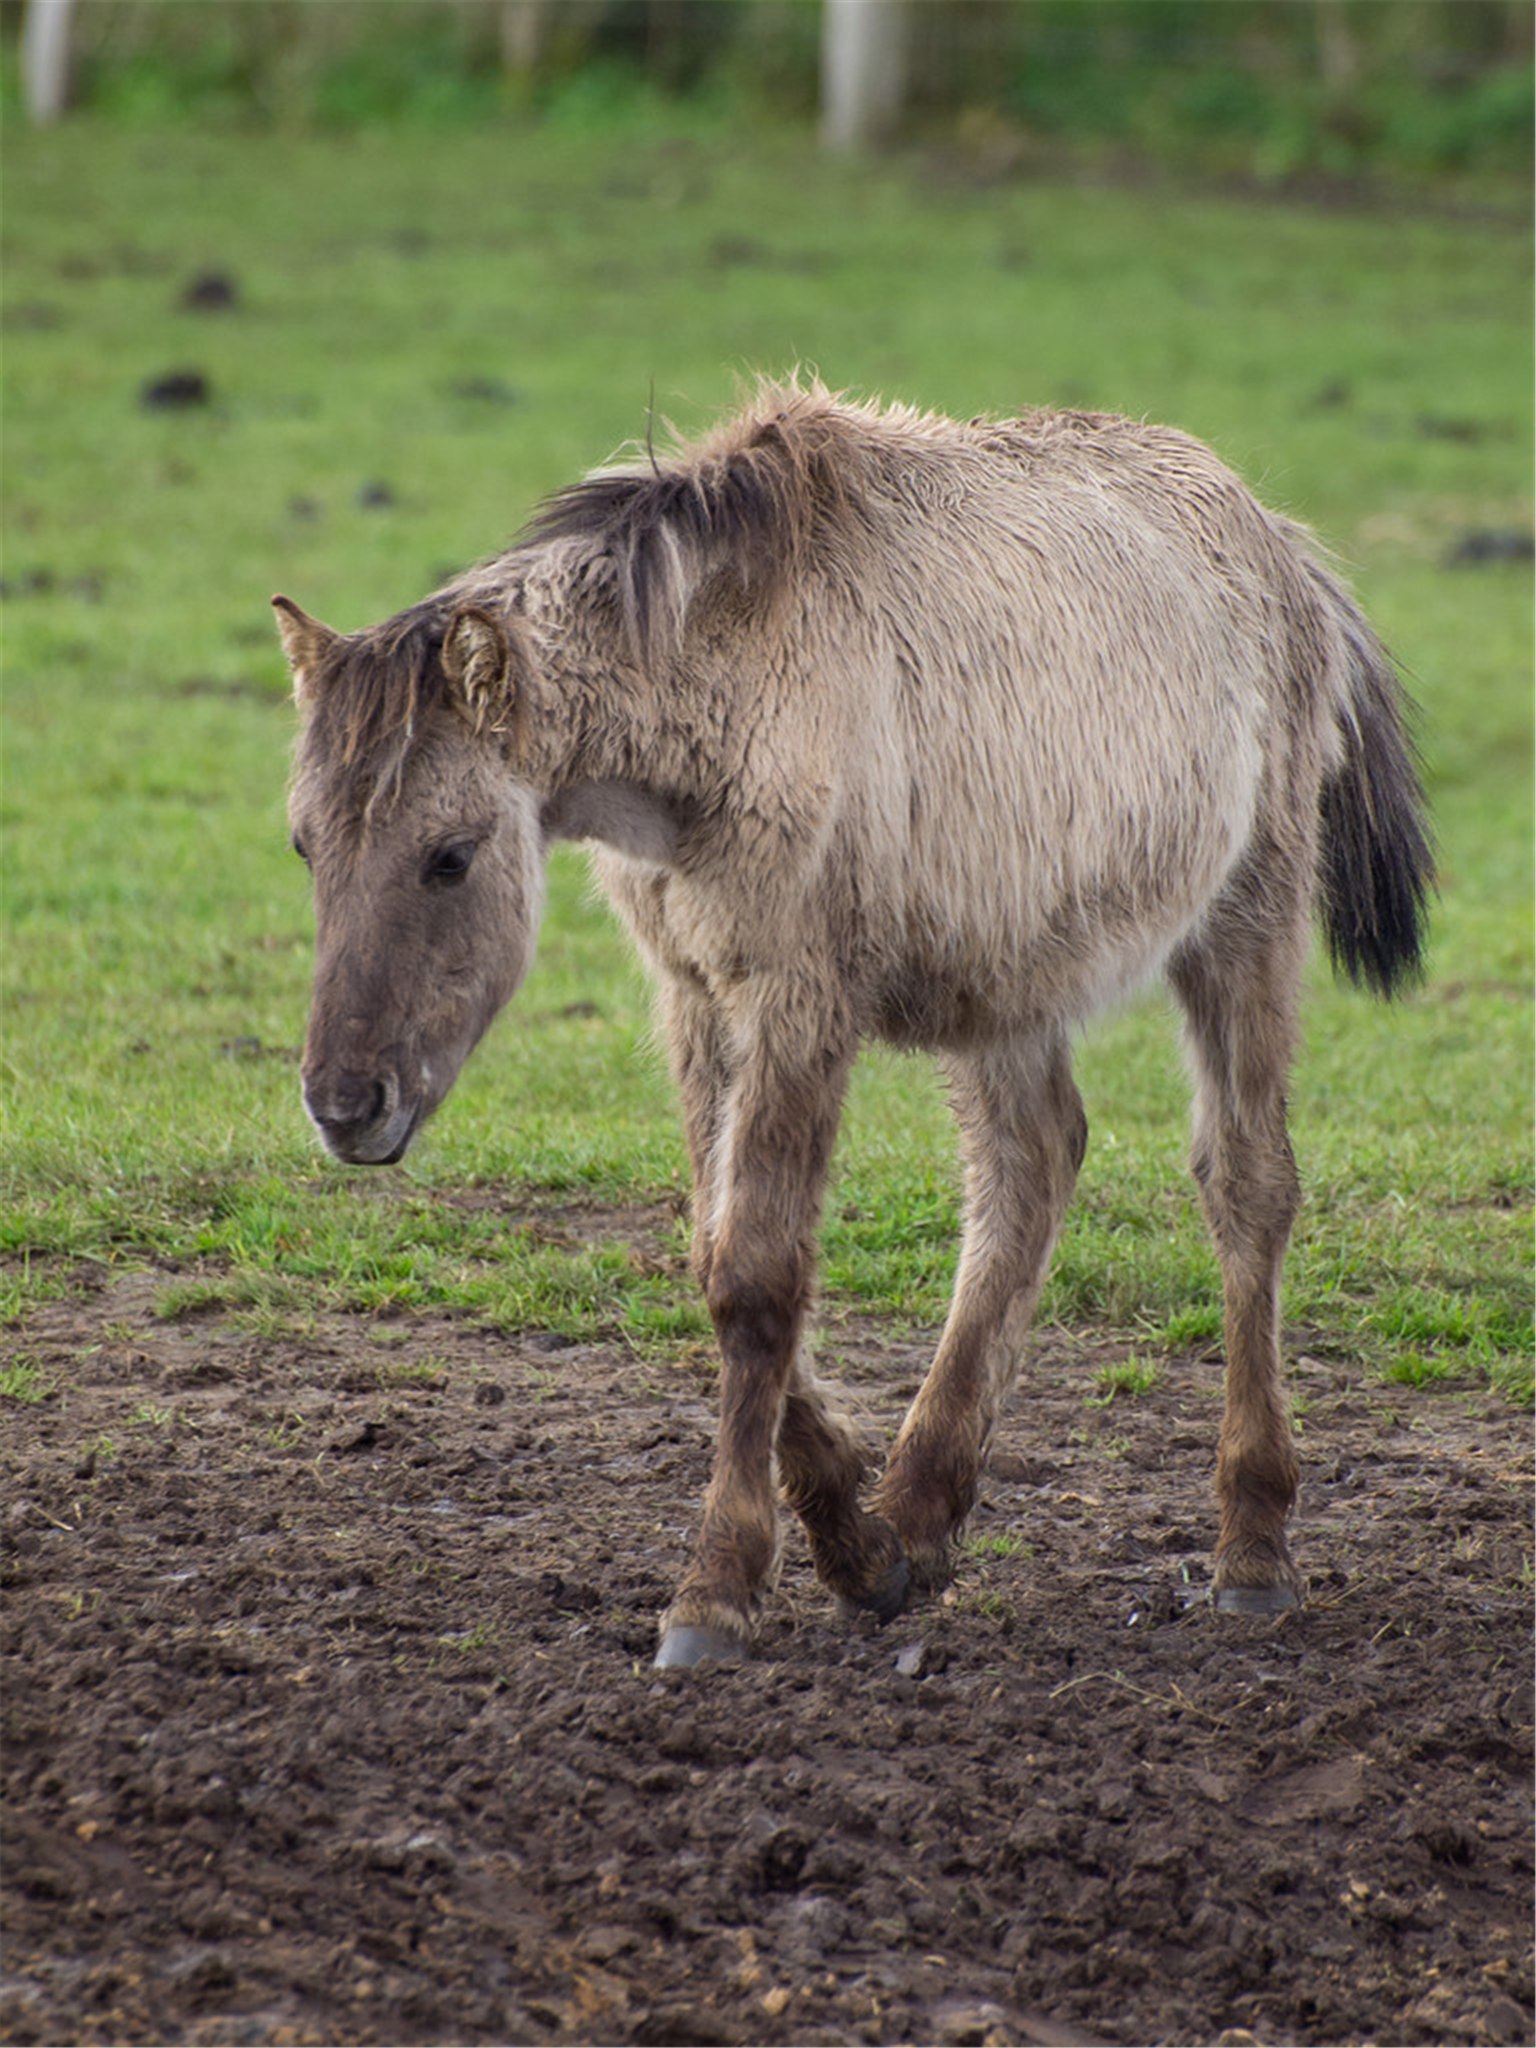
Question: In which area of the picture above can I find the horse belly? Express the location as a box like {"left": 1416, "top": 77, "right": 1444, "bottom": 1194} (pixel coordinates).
{"left": 871, "top": 746, "right": 1259, "bottom": 1047}
{"left": 870, "top": 914, "right": 1184, "bottom": 1049}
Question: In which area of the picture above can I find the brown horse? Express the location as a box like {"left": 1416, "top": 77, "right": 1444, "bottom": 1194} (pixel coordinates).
{"left": 277, "top": 379, "right": 1432, "bottom": 1669}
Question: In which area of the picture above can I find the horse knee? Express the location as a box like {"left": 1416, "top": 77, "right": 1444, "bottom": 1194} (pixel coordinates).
{"left": 705, "top": 1232, "right": 812, "bottom": 1362}
{"left": 706, "top": 1267, "right": 801, "bottom": 1368}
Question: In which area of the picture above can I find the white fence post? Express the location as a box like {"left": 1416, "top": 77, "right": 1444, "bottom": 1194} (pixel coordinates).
{"left": 23, "top": 0, "right": 77, "bottom": 124}
{"left": 821, "top": 0, "right": 910, "bottom": 152}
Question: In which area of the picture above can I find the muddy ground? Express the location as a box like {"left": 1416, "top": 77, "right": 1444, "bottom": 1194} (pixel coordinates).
{"left": 3, "top": 1225, "right": 1532, "bottom": 2048}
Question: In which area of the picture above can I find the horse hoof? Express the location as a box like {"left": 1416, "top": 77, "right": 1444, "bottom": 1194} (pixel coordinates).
{"left": 653, "top": 1625, "right": 748, "bottom": 1670}
{"left": 1214, "top": 1581, "right": 1301, "bottom": 1617}
{"left": 836, "top": 1553, "right": 912, "bottom": 1627}
{"left": 864, "top": 1553, "right": 913, "bottom": 1623}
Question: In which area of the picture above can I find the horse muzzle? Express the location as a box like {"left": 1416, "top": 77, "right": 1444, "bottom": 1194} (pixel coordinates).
{"left": 303, "top": 1065, "right": 420, "bottom": 1166}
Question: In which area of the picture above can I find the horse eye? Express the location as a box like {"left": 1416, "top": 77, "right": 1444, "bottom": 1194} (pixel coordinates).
{"left": 425, "top": 838, "right": 476, "bottom": 886}
{"left": 291, "top": 834, "right": 310, "bottom": 866}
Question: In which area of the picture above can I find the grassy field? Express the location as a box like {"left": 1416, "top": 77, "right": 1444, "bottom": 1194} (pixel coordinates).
{"left": 2, "top": 110, "right": 1531, "bottom": 1399}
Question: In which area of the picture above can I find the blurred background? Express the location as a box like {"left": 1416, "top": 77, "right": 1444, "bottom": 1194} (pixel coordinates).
{"left": 8, "top": 0, "right": 1534, "bottom": 182}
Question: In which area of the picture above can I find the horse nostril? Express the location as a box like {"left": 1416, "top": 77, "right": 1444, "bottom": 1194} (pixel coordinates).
{"left": 305, "top": 1069, "right": 396, "bottom": 1136}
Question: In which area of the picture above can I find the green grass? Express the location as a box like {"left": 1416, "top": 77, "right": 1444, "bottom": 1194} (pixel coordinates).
{"left": 1087, "top": 1356, "right": 1164, "bottom": 1407}
{"left": 2, "top": 108, "right": 1530, "bottom": 1403}
{"left": 0, "top": 1357, "right": 49, "bottom": 1405}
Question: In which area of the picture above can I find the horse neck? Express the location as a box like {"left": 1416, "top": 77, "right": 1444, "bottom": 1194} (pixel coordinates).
{"left": 517, "top": 575, "right": 697, "bottom": 801}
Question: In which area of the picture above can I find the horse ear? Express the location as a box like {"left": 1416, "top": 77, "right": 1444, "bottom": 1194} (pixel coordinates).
{"left": 272, "top": 596, "right": 339, "bottom": 703}
{"left": 442, "top": 607, "right": 514, "bottom": 731}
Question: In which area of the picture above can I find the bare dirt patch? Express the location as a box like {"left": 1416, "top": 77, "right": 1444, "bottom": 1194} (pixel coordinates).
{"left": 3, "top": 1250, "right": 1531, "bottom": 2048}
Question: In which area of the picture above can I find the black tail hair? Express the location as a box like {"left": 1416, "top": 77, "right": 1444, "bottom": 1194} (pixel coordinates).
{"left": 1314, "top": 572, "right": 1435, "bottom": 997}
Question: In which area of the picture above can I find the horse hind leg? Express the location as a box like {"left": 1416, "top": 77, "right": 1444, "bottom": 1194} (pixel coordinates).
{"left": 1170, "top": 917, "right": 1307, "bottom": 1614}
{"left": 873, "top": 1033, "right": 1087, "bottom": 1593}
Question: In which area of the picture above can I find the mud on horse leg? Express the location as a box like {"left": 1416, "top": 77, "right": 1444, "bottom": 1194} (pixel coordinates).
{"left": 656, "top": 1304, "right": 910, "bottom": 1669}
{"left": 653, "top": 1266, "right": 800, "bottom": 1670}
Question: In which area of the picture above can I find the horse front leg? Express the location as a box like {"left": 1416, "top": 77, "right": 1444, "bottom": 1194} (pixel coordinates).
{"left": 873, "top": 1034, "right": 1087, "bottom": 1593}
{"left": 777, "top": 1354, "right": 910, "bottom": 1623}
{"left": 664, "top": 979, "right": 907, "bottom": 1626}
{"left": 654, "top": 983, "right": 857, "bottom": 1669}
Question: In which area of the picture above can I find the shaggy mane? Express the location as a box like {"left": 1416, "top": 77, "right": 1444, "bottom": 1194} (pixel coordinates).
{"left": 521, "top": 380, "right": 871, "bottom": 667}
{"left": 295, "top": 382, "right": 881, "bottom": 803}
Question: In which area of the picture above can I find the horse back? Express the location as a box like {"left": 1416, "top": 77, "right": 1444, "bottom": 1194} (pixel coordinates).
{"left": 589, "top": 396, "right": 1348, "bottom": 1039}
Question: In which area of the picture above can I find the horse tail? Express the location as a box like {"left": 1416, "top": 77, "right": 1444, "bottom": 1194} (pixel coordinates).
{"left": 1308, "top": 558, "right": 1435, "bottom": 996}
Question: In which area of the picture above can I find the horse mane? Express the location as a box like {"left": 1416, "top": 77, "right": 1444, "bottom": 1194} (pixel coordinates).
{"left": 296, "top": 381, "right": 875, "bottom": 803}
{"left": 521, "top": 378, "right": 871, "bottom": 669}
